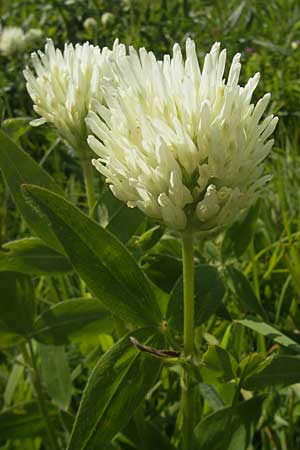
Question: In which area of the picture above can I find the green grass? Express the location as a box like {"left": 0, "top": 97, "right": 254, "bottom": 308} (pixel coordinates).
{"left": 1, "top": 1, "right": 300, "bottom": 449}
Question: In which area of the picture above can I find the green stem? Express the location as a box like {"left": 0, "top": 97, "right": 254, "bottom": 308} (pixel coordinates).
{"left": 181, "top": 232, "right": 195, "bottom": 450}
{"left": 81, "top": 157, "right": 97, "bottom": 216}
{"left": 24, "top": 340, "right": 60, "bottom": 450}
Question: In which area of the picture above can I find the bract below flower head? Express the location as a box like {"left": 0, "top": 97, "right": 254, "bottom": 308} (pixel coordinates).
{"left": 24, "top": 39, "right": 125, "bottom": 151}
{"left": 87, "top": 40, "right": 278, "bottom": 233}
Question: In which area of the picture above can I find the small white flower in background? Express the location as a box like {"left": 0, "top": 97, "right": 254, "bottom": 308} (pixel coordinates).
{"left": 101, "top": 12, "right": 115, "bottom": 27}
{"left": 87, "top": 40, "right": 278, "bottom": 232}
{"left": 0, "top": 26, "right": 26, "bottom": 56}
{"left": 24, "top": 39, "right": 125, "bottom": 151}
{"left": 83, "top": 17, "right": 98, "bottom": 31}
{"left": 291, "top": 41, "right": 299, "bottom": 50}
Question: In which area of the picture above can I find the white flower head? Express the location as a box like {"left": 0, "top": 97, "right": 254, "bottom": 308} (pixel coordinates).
{"left": 24, "top": 38, "right": 125, "bottom": 151}
{"left": 87, "top": 40, "right": 278, "bottom": 233}
{"left": 0, "top": 26, "right": 26, "bottom": 56}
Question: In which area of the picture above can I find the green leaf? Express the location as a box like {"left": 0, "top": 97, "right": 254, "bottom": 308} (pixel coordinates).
{"left": 0, "top": 401, "right": 57, "bottom": 439}
{"left": 0, "top": 129, "right": 63, "bottom": 251}
{"left": 4, "top": 355, "right": 24, "bottom": 407}
{"left": 228, "top": 267, "right": 268, "bottom": 321}
{"left": 0, "top": 237, "right": 72, "bottom": 275}
{"left": 131, "top": 225, "right": 164, "bottom": 253}
{"left": 100, "top": 189, "right": 145, "bottom": 242}
{"left": 130, "top": 420, "right": 175, "bottom": 450}
{"left": 167, "top": 265, "right": 225, "bottom": 331}
{"left": 236, "top": 319, "right": 300, "bottom": 353}
{"left": 201, "top": 346, "right": 238, "bottom": 384}
{"left": 199, "top": 383, "right": 224, "bottom": 411}
{"left": 1, "top": 117, "right": 31, "bottom": 140}
{"left": 222, "top": 202, "right": 260, "bottom": 258}
{"left": 0, "top": 271, "right": 35, "bottom": 336}
{"left": 107, "top": 204, "right": 145, "bottom": 243}
{"left": 39, "top": 343, "right": 72, "bottom": 411}
{"left": 144, "top": 253, "right": 182, "bottom": 292}
{"left": 23, "top": 185, "right": 162, "bottom": 327}
{"left": 194, "top": 396, "right": 263, "bottom": 450}
{"left": 67, "top": 328, "right": 163, "bottom": 450}
{"left": 238, "top": 352, "right": 272, "bottom": 382}
{"left": 33, "top": 298, "right": 113, "bottom": 345}
{"left": 0, "top": 322, "right": 24, "bottom": 348}
{"left": 244, "top": 356, "right": 300, "bottom": 390}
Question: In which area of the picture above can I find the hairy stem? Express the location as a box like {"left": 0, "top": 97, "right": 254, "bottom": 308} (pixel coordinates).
{"left": 81, "top": 156, "right": 97, "bottom": 216}
{"left": 181, "top": 232, "right": 194, "bottom": 450}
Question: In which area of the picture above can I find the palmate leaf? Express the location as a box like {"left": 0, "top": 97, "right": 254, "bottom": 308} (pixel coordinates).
{"left": 67, "top": 328, "right": 164, "bottom": 450}
{"left": 0, "top": 129, "right": 63, "bottom": 252}
{"left": 23, "top": 185, "right": 162, "bottom": 327}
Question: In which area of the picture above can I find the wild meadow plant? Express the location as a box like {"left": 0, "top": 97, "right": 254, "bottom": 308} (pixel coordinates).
{"left": 4, "top": 35, "right": 300, "bottom": 450}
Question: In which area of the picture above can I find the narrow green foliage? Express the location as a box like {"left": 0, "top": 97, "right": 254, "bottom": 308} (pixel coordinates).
{"left": 228, "top": 267, "right": 268, "bottom": 321}
{"left": 34, "top": 298, "right": 113, "bottom": 345}
{"left": 201, "top": 346, "right": 238, "bottom": 384}
{"left": 244, "top": 356, "right": 300, "bottom": 389}
{"left": 0, "top": 402, "right": 57, "bottom": 439}
{"left": 39, "top": 344, "right": 72, "bottom": 410}
{"left": 23, "top": 184, "right": 162, "bottom": 327}
{"left": 0, "top": 129, "right": 64, "bottom": 251}
{"left": 194, "top": 396, "right": 264, "bottom": 450}
{"left": 222, "top": 202, "right": 260, "bottom": 259}
{"left": 237, "top": 319, "right": 300, "bottom": 353}
{"left": 167, "top": 264, "right": 225, "bottom": 331}
{"left": 0, "top": 271, "right": 35, "bottom": 336}
{"left": 0, "top": 237, "right": 72, "bottom": 275}
{"left": 67, "top": 328, "right": 164, "bottom": 450}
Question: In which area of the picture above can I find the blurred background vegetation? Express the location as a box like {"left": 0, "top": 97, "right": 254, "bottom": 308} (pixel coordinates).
{"left": 2, "top": 1, "right": 300, "bottom": 449}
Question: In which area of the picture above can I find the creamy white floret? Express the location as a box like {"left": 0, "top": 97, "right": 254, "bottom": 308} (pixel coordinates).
{"left": 87, "top": 40, "right": 278, "bottom": 232}
{"left": 0, "top": 27, "right": 26, "bottom": 56}
{"left": 24, "top": 39, "right": 125, "bottom": 151}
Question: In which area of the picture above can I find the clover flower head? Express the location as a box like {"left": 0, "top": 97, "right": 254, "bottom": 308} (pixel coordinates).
{"left": 0, "top": 26, "right": 26, "bottom": 56}
{"left": 24, "top": 38, "right": 125, "bottom": 151}
{"left": 87, "top": 40, "right": 278, "bottom": 232}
